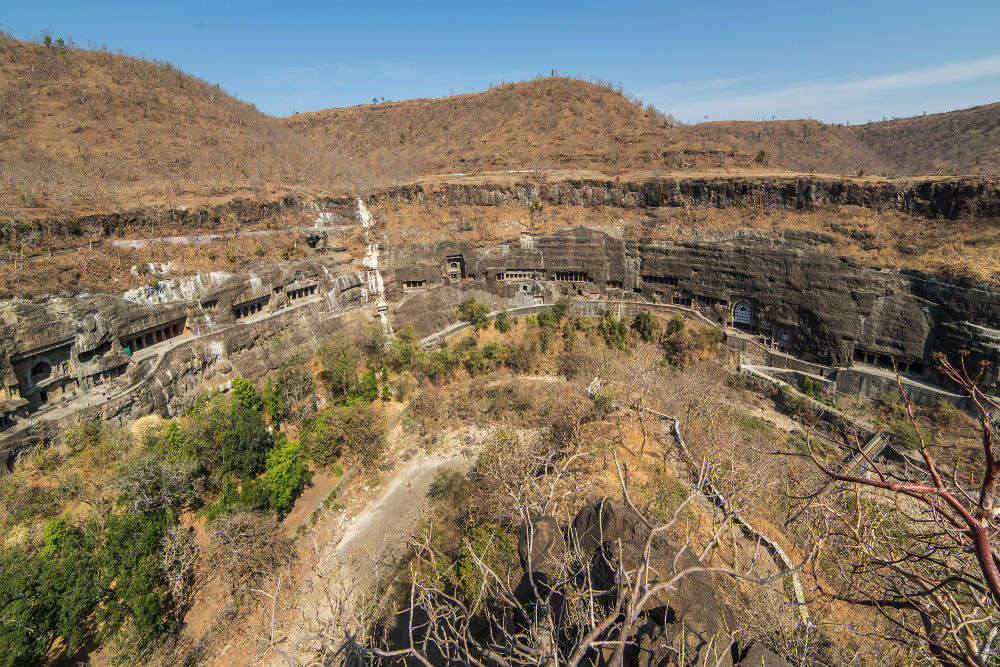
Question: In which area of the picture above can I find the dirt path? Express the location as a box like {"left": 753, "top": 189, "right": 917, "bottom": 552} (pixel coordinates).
{"left": 259, "top": 426, "right": 487, "bottom": 666}
{"left": 329, "top": 447, "right": 471, "bottom": 590}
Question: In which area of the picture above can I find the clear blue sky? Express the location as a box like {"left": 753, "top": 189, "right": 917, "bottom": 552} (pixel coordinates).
{"left": 5, "top": 1, "right": 1000, "bottom": 124}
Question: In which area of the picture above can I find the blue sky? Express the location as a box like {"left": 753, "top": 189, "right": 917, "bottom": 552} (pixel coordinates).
{"left": 5, "top": 1, "right": 1000, "bottom": 123}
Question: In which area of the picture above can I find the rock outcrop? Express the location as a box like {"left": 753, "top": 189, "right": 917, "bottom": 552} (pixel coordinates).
{"left": 0, "top": 253, "right": 377, "bottom": 464}
{"left": 514, "top": 501, "right": 791, "bottom": 667}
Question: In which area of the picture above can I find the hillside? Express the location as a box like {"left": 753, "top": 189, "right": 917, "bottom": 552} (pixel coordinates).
{"left": 0, "top": 34, "right": 366, "bottom": 219}
{"left": 853, "top": 101, "right": 1000, "bottom": 175}
{"left": 283, "top": 77, "right": 751, "bottom": 178}
{"left": 687, "top": 103, "right": 1000, "bottom": 176}
{"left": 2, "top": 33, "right": 998, "bottom": 222}
{"left": 288, "top": 77, "right": 1000, "bottom": 179}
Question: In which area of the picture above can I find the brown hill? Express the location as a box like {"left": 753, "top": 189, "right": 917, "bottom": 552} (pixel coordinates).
{"left": 0, "top": 34, "right": 366, "bottom": 219}
{"left": 288, "top": 77, "right": 1000, "bottom": 180}
{"left": 3, "top": 31, "right": 998, "bottom": 222}
{"left": 283, "top": 77, "right": 751, "bottom": 179}
{"left": 687, "top": 103, "right": 1000, "bottom": 176}
{"left": 852, "top": 102, "right": 1000, "bottom": 175}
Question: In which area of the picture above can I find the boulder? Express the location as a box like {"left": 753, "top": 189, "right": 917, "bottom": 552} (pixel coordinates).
{"left": 735, "top": 643, "right": 793, "bottom": 667}
{"left": 518, "top": 513, "right": 565, "bottom": 577}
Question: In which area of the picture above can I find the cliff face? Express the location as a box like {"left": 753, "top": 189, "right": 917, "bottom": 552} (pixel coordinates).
{"left": 373, "top": 176, "right": 1000, "bottom": 219}
{"left": 382, "top": 227, "right": 1000, "bottom": 381}
{"left": 12, "top": 174, "right": 999, "bottom": 245}
{"left": 0, "top": 252, "right": 379, "bottom": 461}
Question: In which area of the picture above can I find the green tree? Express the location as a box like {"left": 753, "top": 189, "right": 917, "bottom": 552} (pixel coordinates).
{"left": 458, "top": 298, "right": 490, "bottom": 329}
{"left": 230, "top": 376, "right": 263, "bottom": 412}
{"left": 354, "top": 367, "right": 380, "bottom": 404}
{"left": 187, "top": 394, "right": 273, "bottom": 481}
{"left": 317, "top": 336, "right": 361, "bottom": 401}
{"left": 256, "top": 440, "right": 311, "bottom": 515}
{"left": 388, "top": 326, "right": 419, "bottom": 370}
{"left": 631, "top": 311, "right": 656, "bottom": 343}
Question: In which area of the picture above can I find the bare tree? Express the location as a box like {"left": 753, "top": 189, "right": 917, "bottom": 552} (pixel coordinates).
{"left": 799, "top": 353, "right": 1000, "bottom": 666}
{"left": 316, "top": 422, "right": 800, "bottom": 667}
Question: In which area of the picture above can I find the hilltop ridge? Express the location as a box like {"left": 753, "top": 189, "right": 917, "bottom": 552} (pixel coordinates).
{"left": 2, "top": 32, "right": 999, "bottom": 221}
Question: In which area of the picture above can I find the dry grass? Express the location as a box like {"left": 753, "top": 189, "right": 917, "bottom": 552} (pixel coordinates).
{"left": 289, "top": 76, "right": 1000, "bottom": 183}
{"left": 2, "top": 31, "right": 996, "bottom": 231}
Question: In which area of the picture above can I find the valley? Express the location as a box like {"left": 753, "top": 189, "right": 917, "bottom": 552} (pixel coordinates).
{"left": 1, "top": 27, "right": 999, "bottom": 667}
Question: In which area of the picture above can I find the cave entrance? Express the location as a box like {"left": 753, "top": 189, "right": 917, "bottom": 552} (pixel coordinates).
{"left": 30, "top": 360, "right": 52, "bottom": 384}
{"left": 732, "top": 301, "right": 753, "bottom": 329}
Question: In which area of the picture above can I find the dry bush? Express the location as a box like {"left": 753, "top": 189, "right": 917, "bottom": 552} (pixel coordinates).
{"left": 206, "top": 511, "right": 293, "bottom": 595}
{"left": 160, "top": 523, "right": 199, "bottom": 618}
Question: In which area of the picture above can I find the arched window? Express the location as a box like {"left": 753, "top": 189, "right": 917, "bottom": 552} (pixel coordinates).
{"left": 732, "top": 301, "right": 753, "bottom": 328}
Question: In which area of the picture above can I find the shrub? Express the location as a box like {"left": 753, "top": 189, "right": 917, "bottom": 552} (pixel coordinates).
{"left": 230, "top": 376, "right": 263, "bottom": 412}
{"left": 263, "top": 366, "right": 315, "bottom": 424}
{"left": 667, "top": 315, "right": 685, "bottom": 334}
{"left": 463, "top": 346, "right": 488, "bottom": 376}
{"left": 552, "top": 298, "right": 571, "bottom": 319}
{"left": 631, "top": 311, "right": 656, "bottom": 343}
{"left": 482, "top": 342, "right": 508, "bottom": 365}
{"left": 504, "top": 341, "right": 536, "bottom": 373}
{"left": 892, "top": 420, "right": 933, "bottom": 451}
{"left": 929, "top": 400, "right": 964, "bottom": 428}
{"left": 591, "top": 392, "right": 615, "bottom": 417}
{"left": 781, "top": 385, "right": 804, "bottom": 414}
{"left": 110, "top": 454, "right": 202, "bottom": 514}
{"left": 62, "top": 419, "right": 101, "bottom": 452}
{"left": 388, "top": 327, "right": 419, "bottom": 371}
{"left": 302, "top": 404, "right": 385, "bottom": 467}
{"left": 206, "top": 512, "right": 292, "bottom": 594}
{"left": 598, "top": 310, "right": 627, "bottom": 349}
{"left": 660, "top": 329, "right": 694, "bottom": 367}
{"left": 699, "top": 325, "right": 724, "bottom": 347}
{"left": 800, "top": 375, "right": 824, "bottom": 399}
{"left": 420, "top": 348, "right": 460, "bottom": 384}
{"left": 494, "top": 309, "right": 512, "bottom": 333}
{"left": 316, "top": 336, "right": 361, "bottom": 401}
{"left": 458, "top": 298, "right": 490, "bottom": 329}
{"left": 537, "top": 307, "right": 560, "bottom": 330}
{"left": 875, "top": 390, "right": 904, "bottom": 417}
{"left": 439, "top": 519, "right": 517, "bottom": 609}
{"left": 454, "top": 334, "right": 479, "bottom": 353}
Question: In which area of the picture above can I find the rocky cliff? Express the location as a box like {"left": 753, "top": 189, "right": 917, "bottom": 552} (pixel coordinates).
{"left": 382, "top": 227, "right": 1000, "bottom": 387}
{"left": 372, "top": 175, "right": 1000, "bottom": 219}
